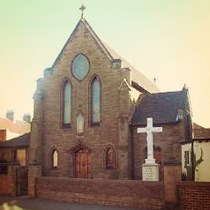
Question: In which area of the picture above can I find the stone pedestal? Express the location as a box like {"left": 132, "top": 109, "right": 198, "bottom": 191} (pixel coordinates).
{"left": 163, "top": 161, "right": 181, "bottom": 203}
{"left": 142, "top": 163, "right": 159, "bottom": 181}
{"left": 28, "top": 164, "right": 42, "bottom": 197}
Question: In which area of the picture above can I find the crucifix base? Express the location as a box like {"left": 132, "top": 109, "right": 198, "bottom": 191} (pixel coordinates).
{"left": 142, "top": 163, "right": 159, "bottom": 181}
{"left": 145, "top": 158, "right": 156, "bottom": 164}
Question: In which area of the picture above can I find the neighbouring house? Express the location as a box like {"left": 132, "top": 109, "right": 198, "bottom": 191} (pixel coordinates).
{"left": 0, "top": 133, "right": 30, "bottom": 195}
{"left": 182, "top": 123, "right": 210, "bottom": 181}
{"left": 0, "top": 111, "right": 31, "bottom": 140}
{"left": 0, "top": 111, "right": 31, "bottom": 195}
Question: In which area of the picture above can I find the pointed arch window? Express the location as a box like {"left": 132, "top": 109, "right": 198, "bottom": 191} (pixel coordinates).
{"left": 52, "top": 149, "right": 59, "bottom": 168}
{"left": 63, "top": 81, "right": 71, "bottom": 127}
{"left": 105, "top": 145, "right": 116, "bottom": 169}
{"left": 91, "top": 77, "right": 101, "bottom": 125}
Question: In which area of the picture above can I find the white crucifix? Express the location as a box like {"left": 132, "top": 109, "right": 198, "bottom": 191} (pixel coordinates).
{"left": 137, "top": 117, "right": 163, "bottom": 164}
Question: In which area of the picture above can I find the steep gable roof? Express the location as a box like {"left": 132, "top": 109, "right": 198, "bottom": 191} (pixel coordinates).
{"left": 51, "top": 18, "right": 158, "bottom": 93}
{"left": 52, "top": 18, "right": 113, "bottom": 69}
{"left": 131, "top": 89, "right": 189, "bottom": 125}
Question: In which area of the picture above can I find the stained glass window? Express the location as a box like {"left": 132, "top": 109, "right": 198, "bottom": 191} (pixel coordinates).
{"left": 91, "top": 77, "right": 101, "bottom": 124}
{"left": 72, "top": 54, "right": 89, "bottom": 81}
{"left": 63, "top": 81, "right": 71, "bottom": 126}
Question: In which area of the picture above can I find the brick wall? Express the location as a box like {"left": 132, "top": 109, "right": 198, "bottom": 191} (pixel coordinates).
{"left": 0, "top": 165, "right": 17, "bottom": 196}
{"left": 0, "top": 175, "right": 10, "bottom": 195}
{"left": 36, "top": 177, "right": 165, "bottom": 209}
{"left": 178, "top": 181, "right": 210, "bottom": 210}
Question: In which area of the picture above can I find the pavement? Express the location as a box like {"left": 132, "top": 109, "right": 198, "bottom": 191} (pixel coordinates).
{"left": 0, "top": 196, "right": 147, "bottom": 210}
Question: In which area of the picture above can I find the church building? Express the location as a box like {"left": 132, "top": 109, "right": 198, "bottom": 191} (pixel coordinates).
{"left": 28, "top": 10, "right": 192, "bottom": 197}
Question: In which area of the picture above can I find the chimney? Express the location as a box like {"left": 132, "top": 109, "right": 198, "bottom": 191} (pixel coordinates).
{"left": 0, "top": 129, "right": 6, "bottom": 141}
{"left": 6, "top": 110, "right": 14, "bottom": 121}
{"left": 23, "top": 113, "right": 31, "bottom": 123}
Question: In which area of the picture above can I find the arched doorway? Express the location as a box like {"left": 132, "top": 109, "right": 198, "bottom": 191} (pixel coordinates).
{"left": 73, "top": 144, "right": 91, "bottom": 178}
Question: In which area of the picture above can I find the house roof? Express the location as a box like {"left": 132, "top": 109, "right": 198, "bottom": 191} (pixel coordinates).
{"left": 131, "top": 89, "right": 188, "bottom": 126}
{"left": 52, "top": 18, "right": 159, "bottom": 94}
{"left": 0, "top": 133, "right": 30, "bottom": 148}
{"left": 0, "top": 117, "right": 31, "bottom": 134}
{"left": 193, "top": 123, "right": 210, "bottom": 139}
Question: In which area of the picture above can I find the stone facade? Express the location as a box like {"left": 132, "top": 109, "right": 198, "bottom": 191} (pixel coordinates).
{"left": 29, "top": 18, "right": 147, "bottom": 182}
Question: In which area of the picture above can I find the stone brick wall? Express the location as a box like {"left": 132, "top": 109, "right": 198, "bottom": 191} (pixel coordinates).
{"left": 36, "top": 177, "right": 165, "bottom": 209}
{"left": 178, "top": 182, "right": 210, "bottom": 210}
{"left": 30, "top": 20, "right": 139, "bottom": 180}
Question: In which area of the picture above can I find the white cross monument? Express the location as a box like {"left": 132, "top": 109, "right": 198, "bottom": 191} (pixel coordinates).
{"left": 137, "top": 117, "right": 163, "bottom": 181}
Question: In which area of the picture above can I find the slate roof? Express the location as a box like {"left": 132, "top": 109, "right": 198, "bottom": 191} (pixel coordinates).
{"left": 0, "top": 133, "right": 30, "bottom": 148}
{"left": 131, "top": 90, "right": 188, "bottom": 125}
{"left": 103, "top": 43, "right": 159, "bottom": 93}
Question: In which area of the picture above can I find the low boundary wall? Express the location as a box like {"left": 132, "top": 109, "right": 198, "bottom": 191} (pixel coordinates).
{"left": 178, "top": 181, "right": 210, "bottom": 210}
{"left": 36, "top": 177, "right": 165, "bottom": 209}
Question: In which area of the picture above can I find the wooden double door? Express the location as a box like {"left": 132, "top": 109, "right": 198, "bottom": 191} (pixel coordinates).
{"left": 75, "top": 148, "right": 91, "bottom": 178}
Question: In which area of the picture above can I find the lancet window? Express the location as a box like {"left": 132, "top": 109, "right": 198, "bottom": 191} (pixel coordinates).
{"left": 52, "top": 149, "right": 59, "bottom": 168}
{"left": 90, "top": 76, "right": 101, "bottom": 125}
{"left": 62, "top": 80, "right": 71, "bottom": 127}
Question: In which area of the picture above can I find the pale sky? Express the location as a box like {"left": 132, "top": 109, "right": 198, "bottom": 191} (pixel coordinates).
{"left": 0, "top": 0, "right": 210, "bottom": 127}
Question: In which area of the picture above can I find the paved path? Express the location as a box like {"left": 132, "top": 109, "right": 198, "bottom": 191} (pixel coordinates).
{"left": 0, "top": 196, "right": 148, "bottom": 210}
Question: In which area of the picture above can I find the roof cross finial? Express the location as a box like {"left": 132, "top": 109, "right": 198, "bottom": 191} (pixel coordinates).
{"left": 79, "top": 4, "right": 86, "bottom": 18}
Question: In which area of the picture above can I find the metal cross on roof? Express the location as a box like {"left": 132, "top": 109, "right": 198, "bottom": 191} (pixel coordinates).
{"left": 79, "top": 4, "right": 86, "bottom": 18}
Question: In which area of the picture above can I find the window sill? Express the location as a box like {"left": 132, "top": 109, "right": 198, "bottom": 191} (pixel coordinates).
{"left": 90, "top": 122, "right": 100, "bottom": 127}
{"left": 62, "top": 123, "right": 71, "bottom": 128}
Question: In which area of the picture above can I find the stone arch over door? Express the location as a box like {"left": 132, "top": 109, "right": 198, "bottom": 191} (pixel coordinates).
{"left": 71, "top": 144, "right": 92, "bottom": 178}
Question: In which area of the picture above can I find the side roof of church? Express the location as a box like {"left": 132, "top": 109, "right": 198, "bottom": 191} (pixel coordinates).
{"left": 131, "top": 87, "right": 190, "bottom": 125}
{"left": 49, "top": 18, "right": 158, "bottom": 94}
